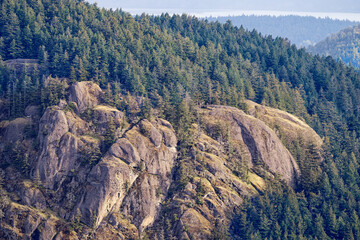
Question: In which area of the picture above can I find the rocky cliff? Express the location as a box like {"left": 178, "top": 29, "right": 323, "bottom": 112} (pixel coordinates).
{"left": 0, "top": 80, "right": 323, "bottom": 239}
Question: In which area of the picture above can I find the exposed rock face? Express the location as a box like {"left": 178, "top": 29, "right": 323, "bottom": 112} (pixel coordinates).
{"left": 36, "top": 108, "right": 78, "bottom": 189}
{"left": 93, "top": 105, "right": 124, "bottom": 135}
{"left": 199, "top": 105, "right": 300, "bottom": 187}
{"left": 151, "top": 104, "right": 315, "bottom": 239}
{"left": 25, "top": 105, "right": 41, "bottom": 120}
{"left": 39, "top": 109, "right": 69, "bottom": 147}
{"left": 17, "top": 181, "right": 47, "bottom": 210}
{"left": 3, "top": 59, "right": 40, "bottom": 74}
{"left": 109, "top": 138, "right": 141, "bottom": 166}
{"left": 0, "top": 81, "right": 324, "bottom": 240}
{"left": 65, "top": 110, "right": 89, "bottom": 136}
{"left": 157, "top": 118, "right": 178, "bottom": 147}
{"left": 77, "top": 118, "right": 177, "bottom": 232}
{"left": 1, "top": 117, "right": 31, "bottom": 143}
{"left": 93, "top": 105, "right": 124, "bottom": 124}
{"left": 246, "top": 100, "right": 323, "bottom": 162}
{"left": 178, "top": 208, "right": 213, "bottom": 238}
{"left": 68, "top": 81, "right": 103, "bottom": 113}
{"left": 77, "top": 155, "right": 138, "bottom": 227}
{"left": 121, "top": 173, "right": 164, "bottom": 232}
{"left": 0, "top": 202, "right": 62, "bottom": 240}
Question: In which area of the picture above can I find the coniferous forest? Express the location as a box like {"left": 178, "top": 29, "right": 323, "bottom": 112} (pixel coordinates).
{"left": 1, "top": 0, "right": 360, "bottom": 239}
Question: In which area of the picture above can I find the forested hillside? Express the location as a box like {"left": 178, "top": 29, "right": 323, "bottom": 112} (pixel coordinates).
{"left": 309, "top": 24, "right": 360, "bottom": 68}
{"left": 207, "top": 15, "right": 359, "bottom": 47}
{"left": 1, "top": 0, "right": 360, "bottom": 239}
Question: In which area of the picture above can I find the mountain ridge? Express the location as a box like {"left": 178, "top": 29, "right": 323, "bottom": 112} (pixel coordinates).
{"left": 207, "top": 15, "right": 360, "bottom": 47}
{"left": 309, "top": 24, "right": 360, "bottom": 68}
{"left": 1, "top": 0, "right": 360, "bottom": 239}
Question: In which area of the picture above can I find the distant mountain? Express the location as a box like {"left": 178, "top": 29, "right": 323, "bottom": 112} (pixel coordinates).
{"left": 309, "top": 24, "right": 360, "bottom": 68}
{"left": 207, "top": 15, "right": 359, "bottom": 47}
{"left": 87, "top": 0, "right": 360, "bottom": 13}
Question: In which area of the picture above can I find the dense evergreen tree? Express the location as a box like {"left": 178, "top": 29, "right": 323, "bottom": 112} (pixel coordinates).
{"left": 1, "top": 0, "right": 360, "bottom": 239}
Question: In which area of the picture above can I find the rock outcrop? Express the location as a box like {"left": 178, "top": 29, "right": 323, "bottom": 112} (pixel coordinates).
{"left": 77, "top": 118, "right": 177, "bottom": 233}
{"left": 0, "top": 81, "right": 324, "bottom": 240}
{"left": 246, "top": 100, "right": 323, "bottom": 162}
{"left": 199, "top": 105, "right": 300, "bottom": 187}
{"left": 3, "top": 59, "right": 40, "bottom": 74}
{"left": 92, "top": 105, "right": 124, "bottom": 135}
{"left": 68, "top": 81, "right": 103, "bottom": 113}
{"left": 0, "top": 202, "right": 66, "bottom": 240}
{"left": 1, "top": 117, "right": 32, "bottom": 143}
{"left": 149, "top": 104, "right": 308, "bottom": 239}
{"left": 27, "top": 81, "right": 178, "bottom": 237}
{"left": 36, "top": 108, "right": 77, "bottom": 189}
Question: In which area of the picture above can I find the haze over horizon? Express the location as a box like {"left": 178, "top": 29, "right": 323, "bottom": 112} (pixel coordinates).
{"left": 87, "top": 0, "right": 360, "bottom": 13}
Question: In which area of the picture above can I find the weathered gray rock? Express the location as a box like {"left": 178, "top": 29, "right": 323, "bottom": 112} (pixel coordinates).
{"left": 25, "top": 105, "right": 41, "bottom": 119}
{"left": 93, "top": 105, "right": 124, "bottom": 124}
{"left": 178, "top": 208, "right": 212, "bottom": 240}
{"left": 36, "top": 108, "right": 79, "bottom": 189}
{"left": 246, "top": 100, "right": 323, "bottom": 163}
{"left": 77, "top": 118, "right": 177, "bottom": 232}
{"left": 105, "top": 213, "right": 138, "bottom": 239}
{"left": 76, "top": 155, "right": 138, "bottom": 227}
{"left": 93, "top": 105, "right": 124, "bottom": 135}
{"left": 68, "top": 81, "right": 103, "bottom": 113}
{"left": 124, "top": 121, "right": 177, "bottom": 180}
{"left": 139, "top": 119, "right": 163, "bottom": 147}
{"left": 24, "top": 214, "right": 41, "bottom": 235}
{"left": 38, "top": 108, "right": 69, "bottom": 148}
{"left": 0, "top": 79, "right": 324, "bottom": 240}
{"left": 3, "top": 117, "right": 31, "bottom": 143}
{"left": 0, "top": 202, "right": 61, "bottom": 240}
{"left": 18, "top": 181, "right": 47, "bottom": 210}
{"left": 39, "top": 219, "right": 58, "bottom": 240}
{"left": 65, "top": 111, "right": 89, "bottom": 136}
{"left": 121, "top": 174, "right": 163, "bottom": 233}
{"left": 157, "top": 119, "right": 177, "bottom": 147}
{"left": 200, "top": 105, "right": 300, "bottom": 187}
{"left": 109, "top": 138, "right": 141, "bottom": 167}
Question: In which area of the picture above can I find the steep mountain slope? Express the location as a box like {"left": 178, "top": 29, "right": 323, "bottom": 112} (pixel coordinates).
{"left": 0, "top": 78, "right": 321, "bottom": 239}
{"left": 309, "top": 24, "right": 360, "bottom": 68}
{"left": 1, "top": 0, "right": 360, "bottom": 239}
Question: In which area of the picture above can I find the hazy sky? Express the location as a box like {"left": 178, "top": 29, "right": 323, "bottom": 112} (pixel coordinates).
{"left": 87, "top": 0, "right": 360, "bottom": 13}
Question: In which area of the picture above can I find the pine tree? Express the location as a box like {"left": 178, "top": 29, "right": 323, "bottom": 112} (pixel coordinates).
{"left": 140, "top": 98, "right": 152, "bottom": 120}
{"left": 73, "top": 55, "right": 88, "bottom": 82}
{"left": 125, "top": 92, "right": 141, "bottom": 122}
{"left": 320, "top": 172, "right": 331, "bottom": 200}
{"left": 231, "top": 209, "right": 249, "bottom": 239}
{"left": 325, "top": 206, "right": 337, "bottom": 237}
{"left": 211, "top": 218, "right": 230, "bottom": 240}
{"left": 300, "top": 141, "right": 322, "bottom": 191}
{"left": 22, "top": 25, "right": 33, "bottom": 57}
{"left": 8, "top": 39, "right": 22, "bottom": 59}
{"left": 0, "top": 37, "right": 5, "bottom": 57}
{"left": 314, "top": 214, "right": 328, "bottom": 240}
{"left": 103, "top": 117, "right": 116, "bottom": 151}
{"left": 177, "top": 96, "right": 194, "bottom": 147}
{"left": 351, "top": 211, "right": 360, "bottom": 239}
{"left": 38, "top": 45, "right": 49, "bottom": 74}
